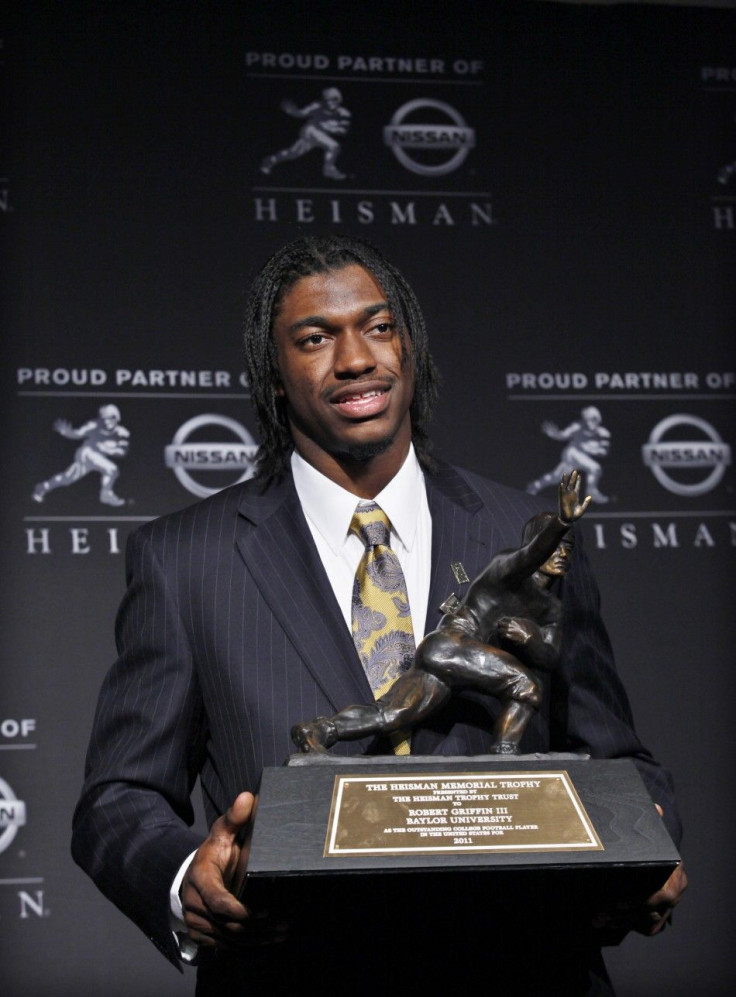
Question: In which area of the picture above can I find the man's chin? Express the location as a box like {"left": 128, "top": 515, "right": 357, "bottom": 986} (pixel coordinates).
{"left": 342, "top": 435, "right": 395, "bottom": 463}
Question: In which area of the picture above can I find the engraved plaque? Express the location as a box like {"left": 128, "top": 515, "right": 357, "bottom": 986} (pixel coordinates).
{"left": 324, "top": 770, "right": 603, "bottom": 856}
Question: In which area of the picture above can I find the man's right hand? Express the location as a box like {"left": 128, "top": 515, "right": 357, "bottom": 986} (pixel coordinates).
{"left": 180, "top": 792, "right": 286, "bottom": 949}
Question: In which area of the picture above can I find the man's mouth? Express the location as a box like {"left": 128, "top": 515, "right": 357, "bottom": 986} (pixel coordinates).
{"left": 329, "top": 384, "right": 390, "bottom": 418}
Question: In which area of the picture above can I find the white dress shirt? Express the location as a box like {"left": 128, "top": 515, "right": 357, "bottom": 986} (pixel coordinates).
{"left": 290, "top": 445, "right": 432, "bottom": 641}
{"left": 171, "top": 445, "right": 433, "bottom": 956}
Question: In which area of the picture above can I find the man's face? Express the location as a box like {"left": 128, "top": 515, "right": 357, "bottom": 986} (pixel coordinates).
{"left": 271, "top": 264, "right": 414, "bottom": 476}
{"left": 539, "top": 537, "right": 573, "bottom": 578}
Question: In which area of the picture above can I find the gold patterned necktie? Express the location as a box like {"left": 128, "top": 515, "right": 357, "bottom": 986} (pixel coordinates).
{"left": 350, "top": 502, "right": 414, "bottom": 754}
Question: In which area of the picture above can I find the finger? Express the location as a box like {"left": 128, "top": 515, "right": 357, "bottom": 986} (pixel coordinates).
{"left": 186, "top": 873, "right": 249, "bottom": 923}
{"left": 184, "top": 908, "right": 247, "bottom": 939}
{"left": 185, "top": 923, "right": 249, "bottom": 949}
{"left": 186, "top": 912, "right": 287, "bottom": 949}
{"left": 183, "top": 852, "right": 249, "bottom": 920}
{"left": 634, "top": 908, "right": 673, "bottom": 936}
{"left": 600, "top": 863, "right": 687, "bottom": 939}
{"left": 647, "top": 863, "right": 688, "bottom": 910}
{"left": 580, "top": 494, "right": 592, "bottom": 513}
{"left": 217, "top": 791, "right": 255, "bottom": 838}
{"left": 186, "top": 927, "right": 221, "bottom": 948}
{"left": 182, "top": 882, "right": 251, "bottom": 919}
{"left": 592, "top": 905, "right": 671, "bottom": 938}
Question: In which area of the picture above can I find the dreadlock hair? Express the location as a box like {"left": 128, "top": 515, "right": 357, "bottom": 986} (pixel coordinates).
{"left": 243, "top": 234, "right": 440, "bottom": 483}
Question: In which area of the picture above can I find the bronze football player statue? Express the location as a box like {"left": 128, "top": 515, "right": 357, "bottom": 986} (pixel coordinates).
{"left": 292, "top": 471, "right": 591, "bottom": 756}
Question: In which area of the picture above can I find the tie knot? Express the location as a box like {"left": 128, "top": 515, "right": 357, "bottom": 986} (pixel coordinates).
{"left": 350, "top": 502, "right": 391, "bottom": 549}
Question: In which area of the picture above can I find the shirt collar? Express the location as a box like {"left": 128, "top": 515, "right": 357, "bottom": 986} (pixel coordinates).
{"left": 290, "top": 446, "right": 425, "bottom": 555}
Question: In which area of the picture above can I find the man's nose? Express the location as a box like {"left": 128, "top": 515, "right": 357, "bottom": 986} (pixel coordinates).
{"left": 333, "top": 331, "right": 376, "bottom": 377}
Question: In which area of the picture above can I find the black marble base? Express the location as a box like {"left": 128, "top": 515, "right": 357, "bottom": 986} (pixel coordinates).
{"left": 242, "top": 754, "right": 679, "bottom": 928}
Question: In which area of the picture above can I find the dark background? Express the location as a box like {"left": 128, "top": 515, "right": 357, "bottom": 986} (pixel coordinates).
{"left": 1, "top": 2, "right": 734, "bottom": 994}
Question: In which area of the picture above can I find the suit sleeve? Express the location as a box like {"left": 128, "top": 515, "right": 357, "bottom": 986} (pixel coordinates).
{"left": 552, "top": 528, "right": 683, "bottom": 847}
{"left": 71, "top": 524, "right": 205, "bottom": 966}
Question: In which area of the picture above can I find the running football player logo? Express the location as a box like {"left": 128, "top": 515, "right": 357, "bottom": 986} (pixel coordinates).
{"left": 527, "top": 406, "right": 611, "bottom": 504}
{"left": 32, "top": 404, "right": 130, "bottom": 507}
{"left": 260, "top": 88, "right": 351, "bottom": 180}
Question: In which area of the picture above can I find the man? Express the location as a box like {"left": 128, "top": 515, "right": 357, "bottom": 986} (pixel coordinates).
{"left": 72, "top": 235, "right": 686, "bottom": 995}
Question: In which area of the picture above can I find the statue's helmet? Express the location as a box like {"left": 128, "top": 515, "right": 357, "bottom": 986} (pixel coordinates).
{"left": 99, "top": 404, "right": 121, "bottom": 427}
{"left": 322, "top": 87, "right": 342, "bottom": 106}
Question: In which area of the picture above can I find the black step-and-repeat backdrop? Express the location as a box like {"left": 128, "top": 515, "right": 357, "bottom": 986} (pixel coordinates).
{"left": 2, "top": 2, "right": 734, "bottom": 994}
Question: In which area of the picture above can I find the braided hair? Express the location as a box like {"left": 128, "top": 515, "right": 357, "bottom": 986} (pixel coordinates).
{"left": 243, "top": 235, "right": 440, "bottom": 482}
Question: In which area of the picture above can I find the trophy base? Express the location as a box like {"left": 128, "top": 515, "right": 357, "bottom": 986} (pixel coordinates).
{"left": 243, "top": 754, "right": 679, "bottom": 932}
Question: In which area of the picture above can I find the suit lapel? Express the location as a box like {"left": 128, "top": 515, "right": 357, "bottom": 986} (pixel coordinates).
{"left": 424, "top": 462, "right": 502, "bottom": 634}
{"left": 234, "top": 475, "right": 372, "bottom": 712}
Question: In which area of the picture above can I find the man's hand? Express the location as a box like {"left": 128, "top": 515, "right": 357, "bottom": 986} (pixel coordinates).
{"left": 180, "top": 792, "right": 286, "bottom": 950}
{"left": 593, "top": 805, "right": 688, "bottom": 940}
{"left": 593, "top": 862, "right": 688, "bottom": 940}
{"left": 636, "top": 861, "right": 688, "bottom": 936}
{"left": 558, "top": 469, "right": 591, "bottom": 524}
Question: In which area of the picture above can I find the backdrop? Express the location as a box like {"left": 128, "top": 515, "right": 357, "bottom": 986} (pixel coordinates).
{"left": 2, "top": 2, "right": 734, "bottom": 994}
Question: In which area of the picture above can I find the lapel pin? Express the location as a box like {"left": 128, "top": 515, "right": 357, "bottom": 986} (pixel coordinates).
{"left": 451, "top": 561, "right": 470, "bottom": 584}
{"left": 439, "top": 593, "right": 460, "bottom": 615}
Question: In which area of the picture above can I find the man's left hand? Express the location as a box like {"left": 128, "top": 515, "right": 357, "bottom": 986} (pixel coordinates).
{"left": 636, "top": 861, "right": 689, "bottom": 936}
{"left": 592, "top": 804, "right": 687, "bottom": 940}
{"left": 593, "top": 861, "right": 687, "bottom": 939}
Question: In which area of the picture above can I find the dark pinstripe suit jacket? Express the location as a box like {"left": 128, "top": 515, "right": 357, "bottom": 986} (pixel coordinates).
{"left": 71, "top": 461, "right": 680, "bottom": 966}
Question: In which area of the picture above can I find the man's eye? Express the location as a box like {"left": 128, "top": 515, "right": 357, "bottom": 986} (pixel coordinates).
{"left": 300, "top": 333, "right": 326, "bottom": 347}
{"left": 371, "top": 322, "right": 393, "bottom": 335}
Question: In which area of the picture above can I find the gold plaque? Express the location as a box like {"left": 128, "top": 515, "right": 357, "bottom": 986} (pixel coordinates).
{"left": 324, "top": 770, "right": 603, "bottom": 856}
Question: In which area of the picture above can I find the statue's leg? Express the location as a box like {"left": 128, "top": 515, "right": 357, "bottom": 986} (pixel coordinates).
{"left": 43, "top": 460, "right": 87, "bottom": 493}
{"left": 290, "top": 671, "right": 451, "bottom": 752}
{"left": 290, "top": 701, "right": 389, "bottom": 753}
{"left": 486, "top": 656, "right": 542, "bottom": 754}
{"left": 376, "top": 670, "right": 450, "bottom": 727}
{"left": 331, "top": 671, "right": 449, "bottom": 739}
{"left": 419, "top": 634, "right": 541, "bottom": 754}
{"left": 490, "top": 701, "right": 537, "bottom": 754}
{"left": 332, "top": 701, "right": 389, "bottom": 740}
